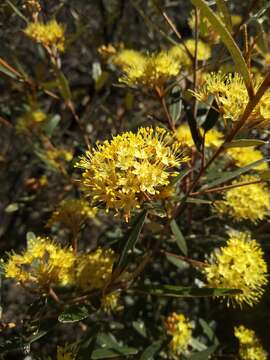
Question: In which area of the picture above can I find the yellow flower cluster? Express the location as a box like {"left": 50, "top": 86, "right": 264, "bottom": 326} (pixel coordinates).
{"left": 227, "top": 147, "right": 267, "bottom": 170}
{"left": 24, "top": 20, "right": 65, "bottom": 52}
{"left": 77, "top": 127, "right": 188, "bottom": 221}
{"left": 204, "top": 231, "right": 268, "bottom": 307}
{"left": 23, "top": 0, "right": 41, "bottom": 14}
{"left": 234, "top": 325, "right": 268, "bottom": 360}
{"left": 101, "top": 291, "right": 120, "bottom": 313}
{"left": 4, "top": 239, "right": 116, "bottom": 292}
{"left": 215, "top": 175, "right": 270, "bottom": 223}
{"left": 4, "top": 237, "right": 75, "bottom": 287}
{"left": 165, "top": 313, "right": 192, "bottom": 355}
{"left": 16, "top": 109, "right": 47, "bottom": 133}
{"left": 57, "top": 344, "right": 76, "bottom": 360}
{"left": 169, "top": 39, "right": 211, "bottom": 67}
{"left": 76, "top": 247, "right": 115, "bottom": 291}
{"left": 113, "top": 49, "right": 180, "bottom": 88}
{"left": 47, "top": 199, "right": 97, "bottom": 230}
{"left": 192, "top": 72, "right": 270, "bottom": 129}
{"left": 175, "top": 124, "right": 223, "bottom": 148}
{"left": 45, "top": 148, "right": 73, "bottom": 170}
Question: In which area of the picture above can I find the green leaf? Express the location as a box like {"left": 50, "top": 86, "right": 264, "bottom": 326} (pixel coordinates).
{"left": 166, "top": 253, "right": 189, "bottom": 270}
{"left": 132, "top": 320, "right": 147, "bottom": 338}
{"left": 58, "top": 305, "right": 89, "bottom": 323}
{"left": 216, "top": 0, "right": 232, "bottom": 33}
{"left": 57, "top": 71, "right": 72, "bottom": 101}
{"left": 186, "top": 197, "right": 213, "bottom": 205}
{"left": 6, "top": 0, "right": 28, "bottom": 22}
{"left": 191, "top": 0, "right": 253, "bottom": 95}
{"left": 76, "top": 325, "right": 100, "bottom": 360}
{"left": 223, "top": 139, "right": 266, "bottom": 148}
{"left": 199, "top": 318, "right": 219, "bottom": 344}
{"left": 26, "top": 232, "right": 36, "bottom": 243}
{"left": 91, "top": 347, "right": 138, "bottom": 359}
{"left": 170, "top": 220, "right": 188, "bottom": 256}
{"left": 259, "top": 170, "right": 270, "bottom": 181}
{"left": 201, "top": 99, "right": 219, "bottom": 132}
{"left": 183, "top": 99, "right": 203, "bottom": 151}
{"left": 189, "top": 344, "right": 218, "bottom": 359}
{"left": 139, "top": 340, "right": 163, "bottom": 360}
{"left": 138, "top": 284, "right": 241, "bottom": 297}
{"left": 168, "top": 85, "right": 182, "bottom": 124}
{"left": 95, "top": 71, "right": 110, "bottom": 91}
{"left": 171, "top": 168, "right": 192, "bottom": 185}
{"left": 0, "top": 64, "right": 18, "bottom": 79}
{"left": 44, "top": 114, "right": 61, "bottom": 136}
{"left": 115, "top": 210, "right": 147, "bottom": 271}
{"left": 203, "top": 158, "right": 269, "bottom": 190}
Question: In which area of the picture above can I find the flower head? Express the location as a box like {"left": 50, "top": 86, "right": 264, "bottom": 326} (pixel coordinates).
{"left": 204, "top": 231, "right": 268, "bottom": 307}
{"left": 118, "top": 51, "right": 180, "bottom": 89}
{"left": 165, "top": 313, "right": 192, "bottom": 355}
{"left": 101, "top": 291, "right": 121, "bottom": 313}
{"left": 47, "top": 198, "right": 97, "bottom": 230}
{"left": 215, "top": 175, "right": 270, "bottom": 223}
{"left": 227, "top": 147, "right": 267, "bottom": 170}
{"left": 169, "top": 39, "right": 211, "bottom": 68}
{"left": 76, "top": 127, "right": 188, "bottom": 220}
{"left": 24, "top": 20, "right": 65, "bottom": 52}
{"left": 76, "top": 247, "right": 116, "bottom": 291}
{"left": 112, "top": 49, "right": 146, "bottom": 70}
{"left": 192, "top": 72, "right": 270, "bottom": 129}
{"left": 4, "top": 237, "right": 76, "bottom": 288}
{"left": 234, "top": 325, "right": 268, "bottom": 360}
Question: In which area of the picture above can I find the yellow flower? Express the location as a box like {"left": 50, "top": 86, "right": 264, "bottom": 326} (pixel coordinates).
{"left": 46, "top": 148, "right": 73, "bottom": 169}
{"left": 4, "top": 237, "right": 76, "bottom": 288}
{"left": 234, "top": 325, "right": 268, "bottom": 360}
{"left": 112, "top": 49, "right": 146, "bottom": 70}
{"left": 192, "top": 72, "right": 270, "bottom": 129}
{"left": 23, "top": 0, "right": 41, "bottom": 14}
{"left": 119, "top": 51, "right": 180, "bottom": 89}
{"left": 165, "top": 313, "right": 192, "bottom": 355}
{"left": 76, "top": 247, "right": 115, "bottom": 291}
{"left": 47, "top": 198, "right": 97, "bottom": 230}
{"left": 204, "top": 231, "right": 268, "bottom": 307}
{"left": 16, "top": 109, "right": 46, "bottom": 133}
{"left": 101, "top": 291, "right": 121, "bottom": 313}
{"left": 227, "top": 147, "right": 267, "bottom": 170}
{"left": 169, "top": 39, "right": 211, "bottom": 68}
{"left": 175, "top": 124, "right": 223, "bottom": 148}
{"left": 24, "top": 20, "right": 65, "bottom": 52}
{"left": 57, "top": 344, "right": 76, "bottom": 360}
{"left": 215, "top": 175, "right": 270, "bottom": 223}
{"left": 76, "top": 127, "right": 188, "bottom": 220}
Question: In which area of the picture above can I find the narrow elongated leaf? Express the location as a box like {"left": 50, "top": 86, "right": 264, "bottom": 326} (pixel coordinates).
{"left": 6, "top": 0, "right": 28, "bottom": 22}
{"left": 58, "top": 305, "right": 89, "bottom": 323}
{"left": 183, "top": 99, "right": 203, "bottom": 151}
{"left": 259, "top": 170, "right": 270, "bottom": 181}
{"left": 166, "top": 253, "right": 189, "bottom": 270}
{"left": 138, "top": 284, "right": 241, "bottom": 297}
{"left": 0, "top": 64, "right": 18, "bottom": 79}
{"left": 57, "top": 71, "right": 72, "bottom": 101}
{"left": 203, "top": 158, "right": 269, "bottom": 190}
{"left": 171, "top": 168, "right": 192, "bottom": 185}
{"left": 115, "top": 210, "right": 147, "bottom": 271}
{"left": 201, "top": 99, "right": 219, "bottom": 132}
{"left": 139, "top": 340, "right": 163, "bottom": 360}
{"left": 199, "top": 318, "right": 219, "bottom": 344}
{"left": 168, "top": 86, "right": 182, "bottom": 124}
{"left": 191, "top": 0, "right": 253, "bottom": 95}
{"left": 76, "top": 325, "right": 100, "bottom": 360}
{"left": 223, "top": 139, "right": 266, "bottom": 148}
{"left": 132, "top": 321, "right": 147, "bottom": 338}
{"left": 189, "top": 344, "right": 218, "bottom": 359}
{"left": 170, "top": 220, "right": 187, "bottom": 256}
{"left": 91, "top": 347, "right": 138, "bottom": 359}
{"left": 186, "top": 197, "right": 213, "bottom": 205}
{"left": 216, "top": 0, "right": 232, "bottom": 32}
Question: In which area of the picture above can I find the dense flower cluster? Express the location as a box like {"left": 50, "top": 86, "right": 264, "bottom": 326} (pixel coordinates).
{"left": 234, "top": 325, "right": 268, "bottom": 360}
{"left": 175, "top": 124, "right": 223, "bottom": 148}
{"left": 77, "top": 127, "right": 188, "bottom": 220}
{"left": 101, "top": 291, "right": 121, "bottom": 313}
{"left": 75, "top": 247, "right": 116, "bottom": 291}
{"left": 112, "top": 49, "right": 180, "bottom": 88}
{"left": 204, "top": 231, "right": 268, "bottom": 307}
{"left": 169, "top": 39, "right": 211, "bottom": 67}
{"left": 215, "top": 175, "right": 270, "bottom": 222}
{"left": 165, "top": 313, "right": 192, "bottom": 355}
{"left": 226, "top": 147, "right": 267, "bottom": 170}
{"left": 4, "top": 237, "right": 75, "bottom": 287}
{"left": 24, "top": 20, "right": 65, "bottom": 52}
{"left": 192, "top": 72, "right": 270, "bottom": 129}
{"left": 47, "top": 198, "right": 97, "bottom": 230}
